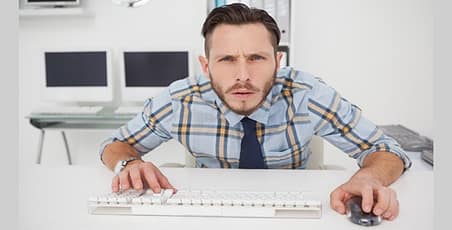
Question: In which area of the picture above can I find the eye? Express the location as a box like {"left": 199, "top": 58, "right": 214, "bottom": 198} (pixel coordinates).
{"left": 249, "top": 55, "right": 265, "bottom": 61}
{"left": 219, "top": 56, "right": 234, "bottom": 62}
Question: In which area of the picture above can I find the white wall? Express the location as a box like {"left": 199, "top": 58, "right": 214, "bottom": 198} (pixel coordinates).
{"left": 292, "top": 0, "right": 433, "bottom": 138}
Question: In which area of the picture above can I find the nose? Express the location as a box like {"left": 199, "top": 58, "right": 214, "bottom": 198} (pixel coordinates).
{"left": 235, "top": 60, "right": 251, "bottom": 82}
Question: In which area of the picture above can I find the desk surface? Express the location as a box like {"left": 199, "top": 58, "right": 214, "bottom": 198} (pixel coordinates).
{"left": 19, "top": 165, "right": 432, "bottom": 230}
{"left": 28, "top": 113, "right": 135, "bottom": 129}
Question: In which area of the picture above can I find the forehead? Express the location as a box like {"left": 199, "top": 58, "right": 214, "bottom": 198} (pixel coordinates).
{"left": 208, "top": 23, "right": 274, "bottom": 55}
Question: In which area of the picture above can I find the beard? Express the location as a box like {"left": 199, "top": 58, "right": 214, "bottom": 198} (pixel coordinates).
{"left": 210, "top": 70, "right": 276, "bottom": 116}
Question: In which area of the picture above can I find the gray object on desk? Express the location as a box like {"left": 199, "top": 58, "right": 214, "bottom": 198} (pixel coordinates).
{"left": 421, "top": 149, "right": 433, "bottom": 166}
{"left": 378, "top": 124, "right": 433, "bottom": 165}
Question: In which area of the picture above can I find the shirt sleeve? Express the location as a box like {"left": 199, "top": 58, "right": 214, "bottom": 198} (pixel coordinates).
{"left": 99, "top": 88, "right": 174, "bottom": 163}
{"left": 306, "top": 77, "right": 412, "bottom": 170}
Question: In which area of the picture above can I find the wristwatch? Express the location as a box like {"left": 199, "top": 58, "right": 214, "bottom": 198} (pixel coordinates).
{"left": 113, "top": 157, "right": 140, "bottom": 175}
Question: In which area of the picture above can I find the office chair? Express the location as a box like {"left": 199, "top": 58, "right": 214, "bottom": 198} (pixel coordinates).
{"left": 305, "top": 135, "right": 324, "bottom": 169}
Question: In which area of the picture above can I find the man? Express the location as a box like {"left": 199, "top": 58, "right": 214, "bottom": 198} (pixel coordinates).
{"left": 100, "top": 3, "right": 411, "bottom": 221}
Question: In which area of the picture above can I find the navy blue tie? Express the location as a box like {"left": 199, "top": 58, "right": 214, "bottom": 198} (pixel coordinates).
{"left": 239, "top": 117, "right": 267, "bottom": 169}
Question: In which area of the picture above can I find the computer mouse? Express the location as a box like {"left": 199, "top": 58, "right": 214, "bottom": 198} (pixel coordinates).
{"left": 345, "top": 196, "right": 382, "bottom": 226}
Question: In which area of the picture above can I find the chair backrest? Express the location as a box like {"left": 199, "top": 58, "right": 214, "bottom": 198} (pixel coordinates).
{"left": 184, "top": 135, "right": 324, "bottom": 169}
{"left": 184, "top": 150, "right": 196, "bottom": 168}
{"left": 305, "top": 135, "right": 324, "bottom": 169}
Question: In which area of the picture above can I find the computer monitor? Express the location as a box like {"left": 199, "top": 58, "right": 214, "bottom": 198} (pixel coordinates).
{"left": 41, "top": 50, "right": 113, "bottom": 102}
{"left": 119, "top": 50, "right": 192, "bottom": 103}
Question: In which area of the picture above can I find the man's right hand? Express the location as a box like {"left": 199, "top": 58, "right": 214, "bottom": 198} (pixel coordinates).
{"left": 111, "top": 160, "right": 176, "bottom": 193}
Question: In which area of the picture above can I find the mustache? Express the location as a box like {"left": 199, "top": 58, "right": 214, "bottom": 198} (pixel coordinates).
{"left": 225, "top": 82, "right": 260, "bottom": 93}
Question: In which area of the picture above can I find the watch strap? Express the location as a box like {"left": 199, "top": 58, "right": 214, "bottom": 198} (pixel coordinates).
{"left": 114, "top": 156, "right": 140, "bottom": 175}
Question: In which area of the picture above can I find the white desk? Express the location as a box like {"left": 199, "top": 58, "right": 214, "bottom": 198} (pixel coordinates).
{"left": 19, "top": 166, "right": 432, "bottom": 230}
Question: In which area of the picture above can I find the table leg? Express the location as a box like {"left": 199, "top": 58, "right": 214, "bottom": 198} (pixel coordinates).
{"left": 36, "top": 130, "right": 45, "bottom": 164}
{"left": 61, "top": 131, "right": 72, "bottom": 165}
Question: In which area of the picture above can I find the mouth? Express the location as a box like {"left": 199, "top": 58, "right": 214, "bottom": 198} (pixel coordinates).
{"left": 231, "top": 89, "right": 256, "bottom": 99}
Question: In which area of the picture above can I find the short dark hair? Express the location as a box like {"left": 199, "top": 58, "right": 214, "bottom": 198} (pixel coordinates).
{"left": 201, "top": 3, "right": 281, "bottom": 57}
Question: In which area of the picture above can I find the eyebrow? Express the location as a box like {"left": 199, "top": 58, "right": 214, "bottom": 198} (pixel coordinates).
{"left": 213, "top": 51, "right": 273, "bottom": 60}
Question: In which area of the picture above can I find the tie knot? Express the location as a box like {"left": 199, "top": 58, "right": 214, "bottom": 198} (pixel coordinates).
{"left": 241, "top": 117, "right": 257, "bottom": 131}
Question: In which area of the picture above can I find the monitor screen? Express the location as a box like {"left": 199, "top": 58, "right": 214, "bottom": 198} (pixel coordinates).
{"left": 41, "top": 50, "right": 112, "bottom": 102}
{"left": 124, "top": 51, "right": 188, "bottom": 87}
{"left": 45, "top": 51, "right": 108, "bottom": 87}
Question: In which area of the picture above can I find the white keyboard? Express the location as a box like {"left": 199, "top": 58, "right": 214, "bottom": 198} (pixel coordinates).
{"left": 114, "top": 106, "right": 143, "bottom": 115}
{"left": 88, "top": 189, "right": 322, "bottom": 219}
{"left": 32, "top": 106, "right": 103, "bottom": 115}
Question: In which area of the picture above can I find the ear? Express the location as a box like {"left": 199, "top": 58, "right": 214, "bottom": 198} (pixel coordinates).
{"left": 198, "top": 55, "right": 209, "bottom": 78}
{"left": 275, "top": 52, "right": 284, "bottom": 69}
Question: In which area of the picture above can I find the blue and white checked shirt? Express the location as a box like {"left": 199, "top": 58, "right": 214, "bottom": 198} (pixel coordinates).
{"left": 101, "top": 67, "right": 411, "bottom": 169}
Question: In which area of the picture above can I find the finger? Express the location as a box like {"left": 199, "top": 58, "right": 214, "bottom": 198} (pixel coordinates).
{"left": 388, "top": 199, "right": 400, "bottom": 221}
{"left": 119, "top": 171, "right": 131, "bottom": 191}
{"left": 360, "top": 186, "right": 374, "bottom": 213}
{"left": 383, "top": 191, "right": 399, "bottom": 220}
{"left": 155, "top": 170, "right": 176, "bottom": 191}
{"left": 330, "top": 187, "right": 348, "bottom": 214}
{"left": 143, "top": 165, "right": 162, "bottom": 193}
{"left": 373, "top": 187, "right": 391, "bottom": 216}
{"left": 111, "top": 176, "right": 120, "bottom": 192}
{"left": 129, "top": 167, "right": 143, "bottom": 190}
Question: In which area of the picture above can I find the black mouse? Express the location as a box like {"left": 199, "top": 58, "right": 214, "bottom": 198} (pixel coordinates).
{"left": 345, "top": 196, "right": 382, "bottom": 226}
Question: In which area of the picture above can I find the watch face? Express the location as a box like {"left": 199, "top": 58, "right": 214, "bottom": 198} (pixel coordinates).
{"left": 115, "top": 157, "right": 139, "bottom": 175}
{"left": 114, "top": 161, "right": 125, "bottom": 175}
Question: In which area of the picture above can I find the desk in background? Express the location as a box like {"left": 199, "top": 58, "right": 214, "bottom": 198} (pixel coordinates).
{"left": 28, "top": 112, "right": 134, "bottom": 164}
{"left": 19, "top": 166, "right": 433, "bottom": 230}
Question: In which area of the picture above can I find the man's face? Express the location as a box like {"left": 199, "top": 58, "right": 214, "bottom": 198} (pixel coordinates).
{"left": 199, "top": 23, "right": 282, "bottom": 116}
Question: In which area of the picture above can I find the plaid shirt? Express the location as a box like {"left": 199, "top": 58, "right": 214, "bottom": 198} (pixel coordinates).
{"left": 101, "top": 67, "right": 411, "bottom": 169}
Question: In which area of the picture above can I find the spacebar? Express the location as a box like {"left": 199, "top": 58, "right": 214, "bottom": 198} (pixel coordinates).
{"left": 131, "top": 206, "right": 320, "bottom": 218}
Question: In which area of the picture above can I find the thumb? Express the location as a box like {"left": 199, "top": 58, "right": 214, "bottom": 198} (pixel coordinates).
{"left": 330, "top": 187, "right": 349, "bottom": 214}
